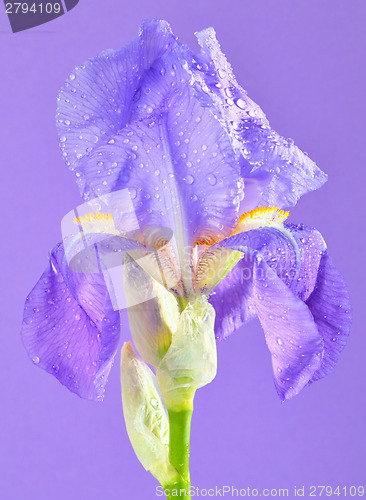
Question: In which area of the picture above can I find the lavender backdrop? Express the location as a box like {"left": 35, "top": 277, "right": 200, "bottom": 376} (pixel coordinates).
{"left": 1, "top": 1, "right": 365, "bottom": 498}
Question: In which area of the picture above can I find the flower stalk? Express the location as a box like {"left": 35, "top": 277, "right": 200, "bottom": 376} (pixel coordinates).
{"left": 164, "top": 406, "right": 193, "bottom": 499}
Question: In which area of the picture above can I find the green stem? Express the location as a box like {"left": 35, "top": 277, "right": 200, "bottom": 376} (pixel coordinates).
{"left": 164, "top": 406, "right": 193, "bottom": 499}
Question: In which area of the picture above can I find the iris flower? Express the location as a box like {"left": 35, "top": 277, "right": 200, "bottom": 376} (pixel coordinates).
{"left": 21, "top": 19, "right": 351, "bottom": 497}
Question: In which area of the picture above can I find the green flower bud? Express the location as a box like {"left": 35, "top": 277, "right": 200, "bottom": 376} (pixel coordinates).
{"left": 120, "top": 342, "right": 180, "bottom": 486}
{"left": 123, "top": 254, "right": 180, "bottom": 367}
{"left": 156, "top": 297, "right": 217, "bottom": 410}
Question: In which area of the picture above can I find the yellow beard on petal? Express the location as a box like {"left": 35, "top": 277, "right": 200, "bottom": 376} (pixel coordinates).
{"left": 73, "top": 211, "right": 120, "bottom": 235}
{"left": 193, "top": 207, "right": 290, "bottom": 294}
{"left": 231, "top": 206, "right": 290, "bottom": 235}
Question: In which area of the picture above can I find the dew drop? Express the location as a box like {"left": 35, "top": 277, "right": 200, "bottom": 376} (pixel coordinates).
{"left": 207, "top": 173, "right": 217, "bottom": 186}
{"left": 150, "top": 398, "right": 158, "bottom": 409}
{"left": 234, "top": 97, "right": 246, "bottom": 110}
{"left": 32, "top": 356, "right": 40, "bottom": 364}
{"left": 225, "top": 88, "right": 234, "bottom": 98}
{"left": 183, "top": 174, "right": 194, "bottom": 185}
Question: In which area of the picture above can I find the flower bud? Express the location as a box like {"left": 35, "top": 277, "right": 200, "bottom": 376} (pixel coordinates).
{"left": 120, "top": 342, "right": 180, "bottom": 486}
{"left": 123, "top": 254, "right": 180, "bottom": 367}
{"left": 156, "top": 297, "right": 217, "bottom": 410}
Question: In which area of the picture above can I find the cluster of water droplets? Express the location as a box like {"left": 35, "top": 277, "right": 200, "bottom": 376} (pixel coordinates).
{"left": 190, "top": 28, "right": 327, "bottom": 207}
{"left": 21, "top": 249, "right": 122, "bottom": 398}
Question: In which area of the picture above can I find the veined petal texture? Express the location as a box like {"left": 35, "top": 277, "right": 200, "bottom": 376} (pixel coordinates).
{"left": 56, "top": 19, "right": 178, "bottom": 181}
{"left": 192, "top": 27, "right": 327, "bottom": 207}
{"left": 211, "top": 224, "right": 351, "bottom": 399}
{"left": 21, "top": 243, "right": 120, "bottom": 400}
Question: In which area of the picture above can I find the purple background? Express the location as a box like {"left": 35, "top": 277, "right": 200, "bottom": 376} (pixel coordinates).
{"left": 1, "top": 1, "right": 365, "bottom": 498}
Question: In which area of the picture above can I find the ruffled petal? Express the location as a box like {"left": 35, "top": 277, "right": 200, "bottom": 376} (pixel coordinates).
{"left": 209, "top": 256, "right": 256, "bottom": 340}
{"left": 72, "top": 85, "right": 241, "bottom": 251}
{"left": 254, "top": 258, "right": 323, "bottom": 400}
{"left": 56, "top": 19, "right": 178, "bottom": 195}
{"left": 192, "top": 27, "right": 327, "bottom": 207}
{"left": 21, "top": 243, "right": 120, "bottom": 400}
{"left": 211, "top": 224, "right": 351, "bottom": 399}
{"left": 209, "top": 227, "right": 296, "bottom": 340}
{"left": 306, "top": 252, "right": 352, "bottom": 382}
{"left": 284, "top": 222, "right": 326, "bottom": 300}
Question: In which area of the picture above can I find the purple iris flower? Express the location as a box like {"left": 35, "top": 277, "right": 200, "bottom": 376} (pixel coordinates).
{"left": 21, "top": 19, "right": 351, "bottom": 403}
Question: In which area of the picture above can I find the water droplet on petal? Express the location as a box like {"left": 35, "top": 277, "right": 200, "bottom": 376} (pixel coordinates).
{"left": 277, "top": 337, "right": 283, "bottom": 346}
{"left": 150, "top": 398, "right": 158, "bottom": 409}
{"left": 183, "top": 174, "right": 194, "bottom": 185}
{"left": 225, "top": 87, "right": 234, "bottom": 98}
{"left": 234, "top": 97, "right": 246, "bottom": 109}
{"left": 32, "top": 356, "right": 40, "bottom": 364}
{"left": 207, "top": 173, "right": 217, "bottom": 186}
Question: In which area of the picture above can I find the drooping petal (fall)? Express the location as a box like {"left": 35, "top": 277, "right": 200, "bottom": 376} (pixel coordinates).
{"left": 210, "top": 226, "right": 298, "bottom": 340}
{"left": 21, "top": 243, "right": 120, "bottom": 400}
{"left": 254, "top": 258, "right": 323, "bottom": 400}
{"left": 208, "top": 256, "right": 256, "bottom": 340}
{"left": 306, "top": 251, "right": 352, "bottom": 382}
{"left": 210, "top": 223, "right": 351, "bottom": 399}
